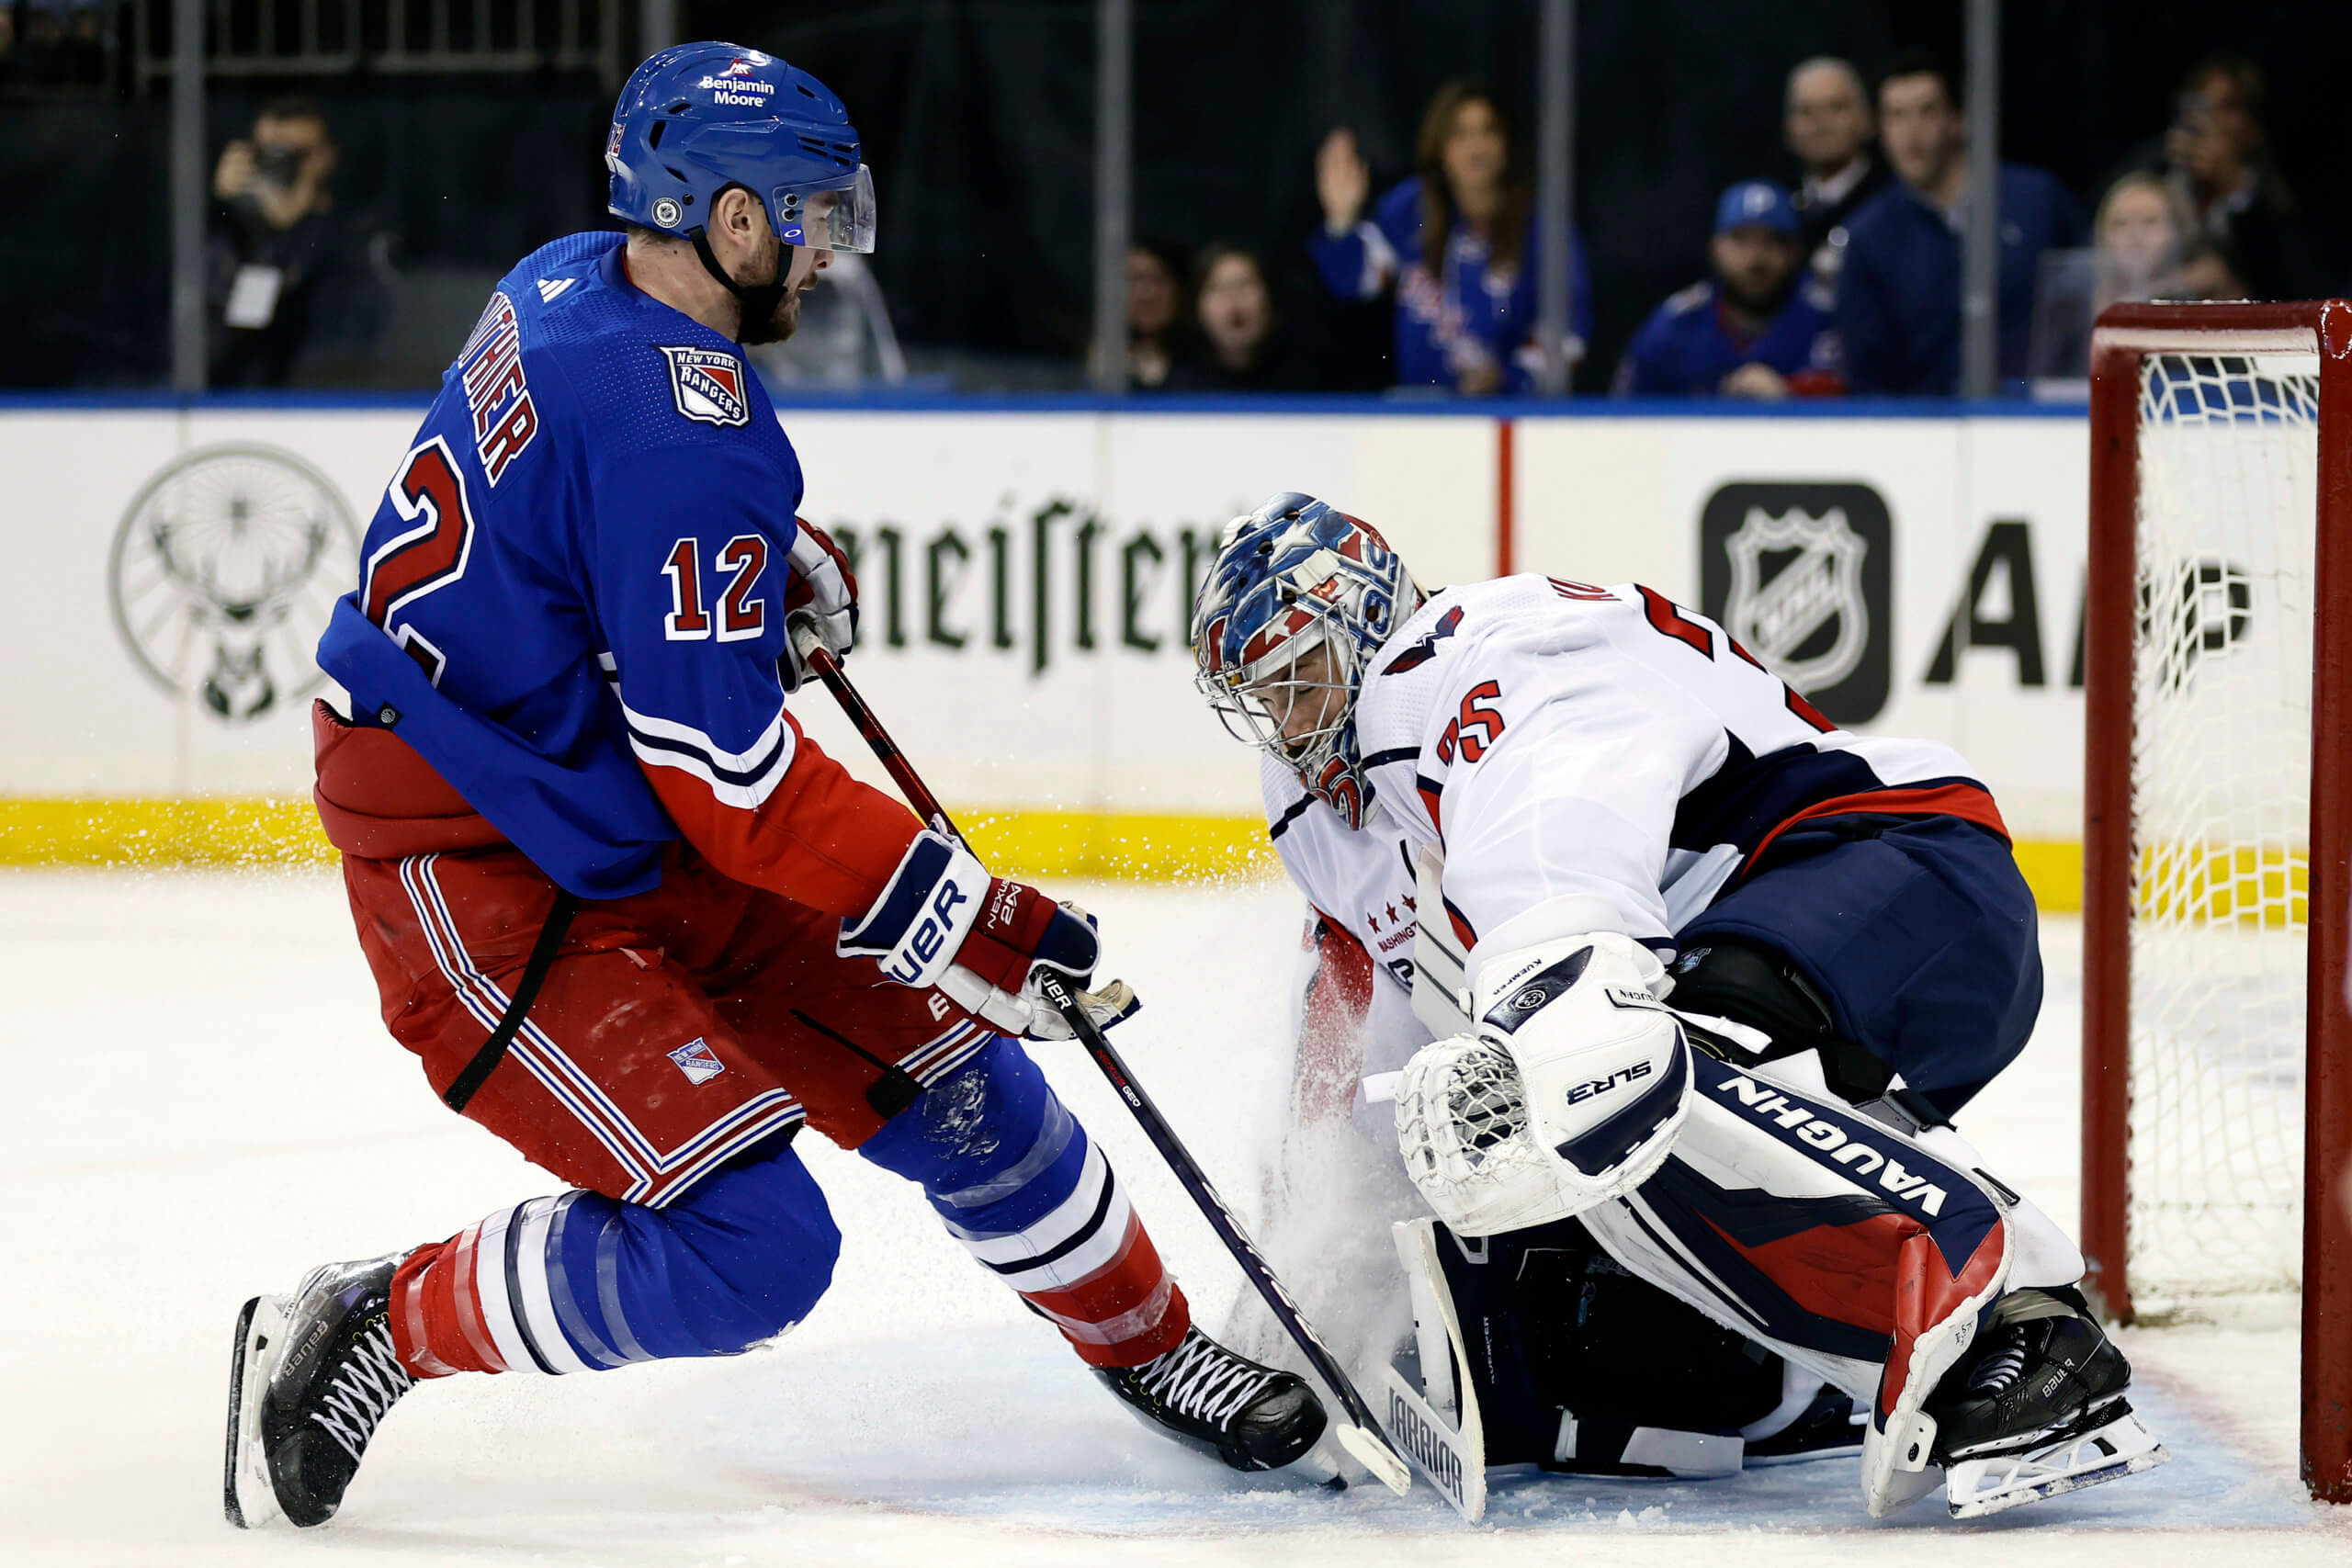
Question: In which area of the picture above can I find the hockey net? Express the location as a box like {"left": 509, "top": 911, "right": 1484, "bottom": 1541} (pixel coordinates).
{"left": 2083, "top": 300, "right": 2352, "bottom": 1501}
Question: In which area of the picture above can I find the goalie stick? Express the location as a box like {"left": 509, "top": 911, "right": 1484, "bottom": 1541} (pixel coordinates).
{"left": 787, "top": 620, "right": 1413, "bottom": 1496}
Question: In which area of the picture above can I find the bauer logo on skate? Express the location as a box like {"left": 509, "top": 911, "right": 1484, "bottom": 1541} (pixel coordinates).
{"left": 666, "top": 1038, "right": 727, "bottom": 1085}
{"left": 661, "top": 346, "right": 751, "bottom": 428}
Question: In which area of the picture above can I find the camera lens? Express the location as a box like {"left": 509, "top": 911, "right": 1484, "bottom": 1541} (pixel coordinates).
{"left": 254, "top": 146, "right": 306, "bottom": 187}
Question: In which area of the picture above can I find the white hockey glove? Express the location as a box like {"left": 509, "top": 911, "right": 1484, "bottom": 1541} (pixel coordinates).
{"left": 781, "top": 517, "right": 857, "bottom": 692}
{"left": 1394, "top": 931, "right": 1690, "bottom": 1235}
{"left": 838, "top": 829, "right": 1141, "bottom": 1042}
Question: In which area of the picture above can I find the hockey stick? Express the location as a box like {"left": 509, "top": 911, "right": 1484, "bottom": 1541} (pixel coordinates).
{"left": 788, "top": 622, "right": 1413, "bottom": 1495}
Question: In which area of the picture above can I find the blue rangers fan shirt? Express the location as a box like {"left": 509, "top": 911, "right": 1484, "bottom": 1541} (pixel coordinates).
{"left": 317, "top": 231, "right": 912, "bottom": 903}
{"left": 1311, "top": 178, "right": 1593, "bottom": 395}
{"left": 1612, "top": 276, "right": 1845, "bottom": 398}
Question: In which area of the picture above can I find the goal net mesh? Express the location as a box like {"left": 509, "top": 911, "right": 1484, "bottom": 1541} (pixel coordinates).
{"left": 2128, "top": 349, "right": 2319, "bottom": 1303}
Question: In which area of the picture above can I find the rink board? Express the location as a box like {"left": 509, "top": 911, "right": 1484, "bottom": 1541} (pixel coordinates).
{"left": 0, "top": 398, "right": 2093, "bottom": 902}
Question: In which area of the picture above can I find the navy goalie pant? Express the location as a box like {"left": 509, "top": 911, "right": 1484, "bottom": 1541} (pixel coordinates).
{"left": 1676, "top": 813, "right": 2042, "bottom": 1119}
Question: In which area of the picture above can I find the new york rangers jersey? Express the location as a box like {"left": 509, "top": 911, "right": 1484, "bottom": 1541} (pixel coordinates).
{"left": 316, "top": 231, "right": 911, "bottom": 906}
{"left": 1268, "top": 574, "right": 2006, "bottom": 1000}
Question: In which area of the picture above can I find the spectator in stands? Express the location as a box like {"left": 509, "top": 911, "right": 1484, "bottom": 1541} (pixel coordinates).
{"left": 1168, "top": 244, "right": 1310, "bottom": 391}
{"left": 1310, "top": 79, "right": 1590, "bottom": 396}
{"left": 1783, "top": 56, "right": 1889, "bottom": 285}
{"left": 2095, "top": 172, "right": 2239, "bottom": 309}
{"left": 2159, "top": 55, "right": 2320, "bottom": 300}
{"left": 1095, "top": 238, "right": 1189, "bottom": 391}
{"left": 1837, "top": 53, "right": 2086, "bottom": 395}
{"left": 208, "top": 97, "right": 381, "bottom": 387}
{"left": 1613, "top": 181, "right": 1841, "bottom": 400}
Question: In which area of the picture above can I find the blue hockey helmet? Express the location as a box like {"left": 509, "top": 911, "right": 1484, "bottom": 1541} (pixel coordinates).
{"left": 1190, "top": 492, "right": 1419, "bottom": 829}
{"left": 606, "top": 42, "right": 876, "bottom": 253}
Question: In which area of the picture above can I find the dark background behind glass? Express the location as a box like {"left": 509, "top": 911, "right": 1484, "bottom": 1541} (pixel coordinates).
{"left": 6, "top": 0, "right": 2346, "bottom": 390}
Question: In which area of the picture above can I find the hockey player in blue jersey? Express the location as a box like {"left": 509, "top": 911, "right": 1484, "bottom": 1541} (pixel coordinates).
{"left": 221, "top": 44, "right": 1326, "bottom": 1530}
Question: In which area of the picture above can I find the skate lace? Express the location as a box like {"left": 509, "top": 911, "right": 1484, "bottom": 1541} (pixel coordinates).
{"left": 1965, "top": 1328, "right": 2033, "bottom": 1397}
{"left": 1137, "top": 1332, "right": 1275, "bottom": 1427}
{"left": 308, "top": 1319, "right": 414, "bottom": 1463}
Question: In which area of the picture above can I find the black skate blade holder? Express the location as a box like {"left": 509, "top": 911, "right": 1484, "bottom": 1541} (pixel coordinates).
{"left": 787, "top": 616, "right": 1414, "bottom": 1496}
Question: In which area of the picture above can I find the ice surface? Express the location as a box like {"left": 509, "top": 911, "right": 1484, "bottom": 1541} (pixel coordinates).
{"left": 4, "top": 870, "right": 2346, "bottom": 1565}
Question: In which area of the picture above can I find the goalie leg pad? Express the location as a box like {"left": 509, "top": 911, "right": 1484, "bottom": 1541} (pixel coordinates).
{"left": 1572, "top": 1052, "right": 2012, "bottom": 1513}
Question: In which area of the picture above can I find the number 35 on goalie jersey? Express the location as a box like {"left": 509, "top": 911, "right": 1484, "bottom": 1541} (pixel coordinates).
{"left": 1350, "top": 574, "right": 1996, "bottom": 956}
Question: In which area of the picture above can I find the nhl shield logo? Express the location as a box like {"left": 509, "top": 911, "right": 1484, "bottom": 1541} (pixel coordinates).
{"left": 1700, "top": 481, "right": 1893, "bottom": 725}
{"left": 1722, "top": 504, "right": 1869, "bottom": 694}
{"left": 667, "top": 1037, "right": 728, "bottom": 1085}
{"left": 661, "top": 345, "right": 751, "bottom": 428}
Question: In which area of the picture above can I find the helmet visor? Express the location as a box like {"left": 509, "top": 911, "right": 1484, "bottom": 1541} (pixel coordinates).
{"left": 775, "top": 164, "right": 876, "bottom": 254}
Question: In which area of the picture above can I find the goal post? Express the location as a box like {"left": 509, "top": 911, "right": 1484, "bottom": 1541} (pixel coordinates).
{"left": 2083, "top": 299, "right": 2352, "bottom": 1503}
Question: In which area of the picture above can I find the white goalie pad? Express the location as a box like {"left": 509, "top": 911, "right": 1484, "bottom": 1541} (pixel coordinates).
{"left": 1395, "top": 931, "right": 1691, "bottom": 1235}
{"left": 1567, "top": 1049, "right": 2016, "bottom": 1516}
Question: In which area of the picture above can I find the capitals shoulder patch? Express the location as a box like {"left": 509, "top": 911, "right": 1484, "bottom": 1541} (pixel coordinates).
{"left": 660, "top": 345, "right": 751, "bottom": 428}
{"left": 1382, "top": 605, "right": 1464, "bottom": 675}
{"left": 667, "top": 1037, "right": 728, "bottom": 1085}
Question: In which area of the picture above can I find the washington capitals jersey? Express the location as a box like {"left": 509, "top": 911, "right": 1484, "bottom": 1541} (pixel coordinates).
{"left": 316, "top": 231, "right": 813, "bottom": 898}
{"left": 1272, "top": 574, "right": 2005, "bottom": 975}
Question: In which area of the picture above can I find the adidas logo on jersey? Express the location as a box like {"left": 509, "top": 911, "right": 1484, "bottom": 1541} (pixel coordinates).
{"left": 1711, "top": 1071, "right": 1951, "bottom": 1215}
{"left": 536, "top": 277, "right": 576, "bottom": 303}
{"left": 660, "top": 345, "right": 751, "bottom": 428}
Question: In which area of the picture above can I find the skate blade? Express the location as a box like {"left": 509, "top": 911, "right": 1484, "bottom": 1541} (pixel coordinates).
{"left": 1336, "top": 1420, "right": 1414, "bottom": 1496}
{"left": 1945, "top": 1409, "right": 2171, "bottom": 1518}
{"left": 224, "top": 1294, "right": 289, "bottom": 1529}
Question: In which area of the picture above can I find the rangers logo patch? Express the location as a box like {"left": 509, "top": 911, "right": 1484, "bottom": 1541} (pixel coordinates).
{"left": 660, "top": 345, "right": 751, "bottom": 427}
{"left": 667, "top": 1037, "right": 728, "bottom": 1085}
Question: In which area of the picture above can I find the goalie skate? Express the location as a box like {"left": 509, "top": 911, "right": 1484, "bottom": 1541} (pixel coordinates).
{"left": 1928, "top": 1286, "right": 2168, "bottom": 1517}
{"left": 1941, "top": 1403, "right": 2168, "bottom": 1517}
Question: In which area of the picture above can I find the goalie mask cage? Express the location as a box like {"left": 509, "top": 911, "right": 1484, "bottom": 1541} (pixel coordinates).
{"left": 2084, "top": 299, "right": 2352, "bottom": 1503}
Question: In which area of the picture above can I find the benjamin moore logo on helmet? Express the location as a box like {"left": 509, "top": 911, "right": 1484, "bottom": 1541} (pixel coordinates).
{"left": 699, "top": 52, "right": 776, "bottom": 105}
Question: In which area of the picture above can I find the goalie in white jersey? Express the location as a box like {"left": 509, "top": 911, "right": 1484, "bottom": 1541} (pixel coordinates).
{"left": 1192, "top": 492, "right": 2168, "bottom": 1519}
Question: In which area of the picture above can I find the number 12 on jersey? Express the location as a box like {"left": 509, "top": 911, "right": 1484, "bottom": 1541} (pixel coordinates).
{"left": 662, "top": 536, "right": 770, "bottom": 642}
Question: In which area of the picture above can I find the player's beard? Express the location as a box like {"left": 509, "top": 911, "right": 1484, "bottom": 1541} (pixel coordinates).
{"left": 732, "top": 250, "right": 795, "bottom": 347}
{"left": 739, "top": 275, "right": 801, "bottom": 346}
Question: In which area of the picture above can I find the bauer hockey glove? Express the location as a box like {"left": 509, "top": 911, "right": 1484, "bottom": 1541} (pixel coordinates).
{"left": 781, "top": 517, "right": 858, "bottom": 691}
{"left": 838, "top": 829, "right": 1141, "bottom": 1041}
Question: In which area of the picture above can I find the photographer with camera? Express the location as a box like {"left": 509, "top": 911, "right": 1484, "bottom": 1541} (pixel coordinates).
{"left": 209, "top": 97, "right": 380, "bottom": 387}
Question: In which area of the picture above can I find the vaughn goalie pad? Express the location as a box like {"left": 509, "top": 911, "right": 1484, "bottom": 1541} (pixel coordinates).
{"left": 1574, "top": 1050, "right": 2014, "bottom": 1515}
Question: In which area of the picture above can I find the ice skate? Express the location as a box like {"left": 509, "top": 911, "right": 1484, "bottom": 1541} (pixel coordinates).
{"left": 1926, "top": 1287, "right": 2168, "bottom": 1517}
{"left": 1095, "top": 1325, "right": 1328, "bottom": 1472}
{"left": 224, "top": 1252, "right": 416, "bottom": 1529}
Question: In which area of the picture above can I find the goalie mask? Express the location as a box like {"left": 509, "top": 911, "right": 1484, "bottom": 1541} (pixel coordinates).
{"left": 1190, "top": 491, "right": 1418, "bottom": 829}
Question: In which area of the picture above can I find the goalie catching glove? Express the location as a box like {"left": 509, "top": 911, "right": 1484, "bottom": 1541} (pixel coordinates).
{"left": 1395, "top": 931, "right": 1690, "bottom": 1235}
{"left": 840, "top": 828, "right": 1139, "bottom": 1040}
